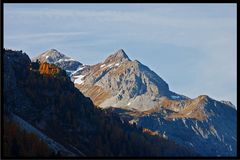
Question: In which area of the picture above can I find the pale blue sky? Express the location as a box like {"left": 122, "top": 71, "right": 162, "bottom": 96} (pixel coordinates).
{"left": 4, "top": 3, "right": 237, "bottom": 106}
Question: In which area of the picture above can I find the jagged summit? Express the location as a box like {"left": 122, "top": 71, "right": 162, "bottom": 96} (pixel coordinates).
{"left": 45, "top": 48, "right": 62, "bottom": 55}
{"left": 104, "top": 49, "right": 130, "bottom": 64}
{"left": 114, "top": 49, "right": 129, "bottom": 59}
{"left": 113, "top": 49, "right": 129, "bottom": 59}
{"left": 46, "top": 49, "right": 64, "bottom": 57}
{"left": 49, "top": 48, "right": 58, "bottom": 52}
{"left": 44, "top": 48, "right": 59, "bottom": 54}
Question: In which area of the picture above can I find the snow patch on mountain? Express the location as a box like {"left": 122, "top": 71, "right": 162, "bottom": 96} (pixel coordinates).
{"left": 100, "top": 64, "right": 106, "bottom": 68}
{"left": 70, "top": 66, "right": 86, "bottom": 76}
{"left": 74, "top": 75, "right": 85, "bottom": 84}
{"left": 171, "top": 95, "right": 180, "bottom": 99}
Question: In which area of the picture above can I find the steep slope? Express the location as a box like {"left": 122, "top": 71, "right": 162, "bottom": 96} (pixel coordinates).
{"left": 3, "top": 49, "right": 196, "bottom": 157}
{"left": 3, "top": 116, "right": 54, "bottom": 157}
{"left": 109, "top": 95, "right": 237, "bottom": 156}
{"left": 4, "top": 114, "right": 74, "bottom": 157}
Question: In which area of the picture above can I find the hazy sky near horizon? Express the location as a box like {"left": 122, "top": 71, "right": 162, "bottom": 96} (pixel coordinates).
{"left": 4, "top": 3, "right": 237, "bottom": 106}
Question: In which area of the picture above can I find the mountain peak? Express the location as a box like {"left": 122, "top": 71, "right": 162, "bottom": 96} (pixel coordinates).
{"left": 114, "top": 49, "right": 129, "bottom": 59}
{"left": 32, "top": 49, "right": 83, "bottom": 73}
{"left": 104, "top": 49, "right": 130, "bottom": 64}
{"left": 33, "top": 49, "right": 65, "bottom": 62}
{"left": 45, "top": 48, "right": 59, "bottom": 53}
{"left": 44, "top": 49, "right": 64, "bottom": 57}
{"left": 49, "top": 48, "right": 58, "bottom": 52}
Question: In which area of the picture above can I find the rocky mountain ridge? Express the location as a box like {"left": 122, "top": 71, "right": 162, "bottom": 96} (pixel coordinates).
{"left": 72, "top": 49, "right": 188, "bottom": 111}
{"left": 34, "top": 48, "right": 237, "bottom": 156}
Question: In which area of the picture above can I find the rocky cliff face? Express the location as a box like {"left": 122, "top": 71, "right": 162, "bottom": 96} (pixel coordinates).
{"left": 74, "top": 49, "right": 186, "bottom": 111}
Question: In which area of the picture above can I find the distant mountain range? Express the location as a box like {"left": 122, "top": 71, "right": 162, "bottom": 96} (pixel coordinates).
{"left": 33, "top": 48, "right": 237, "bottom": 156}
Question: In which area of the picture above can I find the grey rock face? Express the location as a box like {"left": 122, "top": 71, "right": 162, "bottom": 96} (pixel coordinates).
{"left": 103, "top": 49, "right": 130, "bottom": 63}
{"left": 73, "top": 49, "right": 183, "bottom": 111}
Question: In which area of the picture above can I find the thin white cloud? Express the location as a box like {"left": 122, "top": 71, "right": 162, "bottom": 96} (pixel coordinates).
{"left": 5, "top": 7, "right": 235, "bottom": 29}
